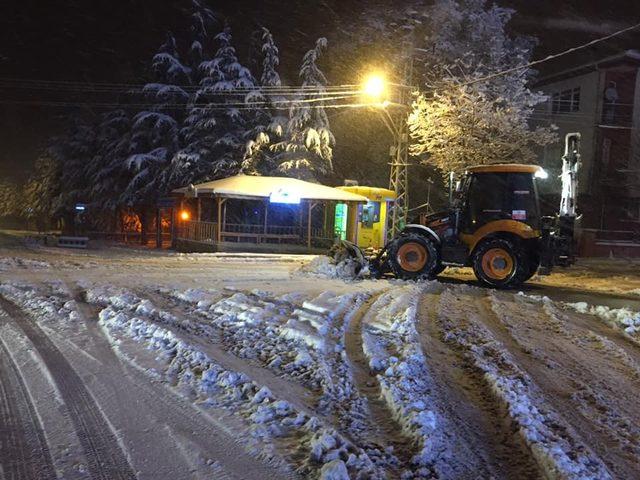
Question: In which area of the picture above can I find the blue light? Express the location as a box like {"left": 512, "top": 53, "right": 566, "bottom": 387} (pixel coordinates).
{"left": 269, "top": 188, "right": 301, "bottom": 204}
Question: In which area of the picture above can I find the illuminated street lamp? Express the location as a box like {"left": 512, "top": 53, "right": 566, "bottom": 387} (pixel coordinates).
{"left": 180, "top": 210, "right": 190, "bottom": 221}
{"left": 362, "top": 73, "right": 386, "bottom": 101}
{"left": 361, "top": 70, "right": 411, "bottom": 239}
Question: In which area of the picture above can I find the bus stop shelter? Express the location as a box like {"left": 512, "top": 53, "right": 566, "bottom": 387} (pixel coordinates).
{"left": 172, "top": 174, "right": 368, "bottom": 253}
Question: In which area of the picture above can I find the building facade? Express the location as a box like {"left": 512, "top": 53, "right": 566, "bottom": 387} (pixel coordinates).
{"left": 534, "top": 50, "right": 640, "bottom": 234}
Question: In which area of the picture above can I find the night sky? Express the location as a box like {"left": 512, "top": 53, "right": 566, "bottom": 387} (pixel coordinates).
{"left": 1, "top": 0, "right": 639, "bottom": 183}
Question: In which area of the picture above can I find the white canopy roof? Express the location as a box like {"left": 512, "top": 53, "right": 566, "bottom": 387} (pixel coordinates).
{"left": 173, "top": 174, "right": 368, "bottom": 203}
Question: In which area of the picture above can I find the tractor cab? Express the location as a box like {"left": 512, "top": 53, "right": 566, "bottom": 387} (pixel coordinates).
{"left": 456, "top": 164, "right": 543, "bottom": 233}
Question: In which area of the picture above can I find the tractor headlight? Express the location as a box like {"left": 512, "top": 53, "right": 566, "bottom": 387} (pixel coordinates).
{"left": 535, "top": 168, "right": 549, "bottom": 179}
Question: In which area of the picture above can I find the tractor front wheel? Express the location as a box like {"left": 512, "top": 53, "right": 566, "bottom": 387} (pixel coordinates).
{"left": 472, "top": 238, "right": 529, "bottom": 288}
{"left": 388, "top": 233, "right": 440, "bottom": 280}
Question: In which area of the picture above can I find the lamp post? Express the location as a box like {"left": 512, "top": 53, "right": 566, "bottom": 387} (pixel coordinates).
{"left": 362, "top": 71, "right": 413, "bottom": 240}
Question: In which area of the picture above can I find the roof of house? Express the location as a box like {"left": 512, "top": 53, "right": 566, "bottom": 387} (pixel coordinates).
{"left": 535, "top": 49, "right": 640, "bottom": 87}
{"left": 173, "top": 174, "right": 369, "bottom": 202}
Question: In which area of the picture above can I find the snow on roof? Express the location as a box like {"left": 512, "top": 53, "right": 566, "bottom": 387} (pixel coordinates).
{"left": 173, "top": 174, "right": 368, "bottom": 202}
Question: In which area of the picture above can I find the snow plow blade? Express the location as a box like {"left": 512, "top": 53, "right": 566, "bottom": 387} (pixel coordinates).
{"left": 330, "top": 240, "right": 389, "bottom": 278}
{"left": 331, "top": 240, "right": 366, "bottom": 269}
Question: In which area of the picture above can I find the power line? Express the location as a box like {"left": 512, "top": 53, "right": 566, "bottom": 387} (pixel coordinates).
{"left": 463, "top": 21, "right": 640, "bottom": 87}
{"left": 0, "top": 77, "right": 360, "bottom": 94}
{"left": 0, "top": 99, "right": 375, "bottom": 110}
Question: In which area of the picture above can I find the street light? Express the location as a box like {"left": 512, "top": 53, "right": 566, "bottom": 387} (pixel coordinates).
{"left": 361, "top": 71, "right": 412, "bottom": 240}
{"left": 362, "top": 73, "right": 386, "bottom": 101}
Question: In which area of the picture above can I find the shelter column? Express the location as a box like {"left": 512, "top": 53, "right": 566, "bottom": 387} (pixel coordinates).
{"left": 216, "top": 196, "right": 222, "bottom": 243}
{"left": 307, "top": 201, "right": 318, "bottom": 249}
{"left": 264, "top": 200, "right": 269, "bottom": 238}
{"left": 346, "top": 202, "right": 358, "bottom": 244}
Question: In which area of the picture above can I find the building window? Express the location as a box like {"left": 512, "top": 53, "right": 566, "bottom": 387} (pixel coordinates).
{"left": 551, "top": 87, "right": 580, "bottom": 113}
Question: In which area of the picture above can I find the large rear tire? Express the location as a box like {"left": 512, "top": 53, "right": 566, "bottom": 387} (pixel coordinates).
{"left": 388, "top": 233, "right": 440, "bottom": 280}
{"left": 472, "top": 237, "right": 529, "bottom": 288}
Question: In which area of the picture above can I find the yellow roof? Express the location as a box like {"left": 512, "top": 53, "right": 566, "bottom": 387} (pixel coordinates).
{"left": 337, "top": 186, "right": 397, "bottom": 201}
{"left": 173, "top": 174, "right": 368, "bottom": 202}
{"left": 467, "top": 164, "right": 542, "bottom": 174}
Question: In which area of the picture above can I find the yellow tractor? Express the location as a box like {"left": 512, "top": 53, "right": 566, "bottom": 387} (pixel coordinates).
{"left": 345, "top": 133, "right": 581, "bottom": 288}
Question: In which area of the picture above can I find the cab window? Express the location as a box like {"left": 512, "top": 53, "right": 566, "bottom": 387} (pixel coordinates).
{"left": 465, "top": 172, "right": 538, "bottom": 230}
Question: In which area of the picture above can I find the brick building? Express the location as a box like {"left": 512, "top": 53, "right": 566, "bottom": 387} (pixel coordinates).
{"left": 534, "top": 50, "right": 640, "bottom": 240}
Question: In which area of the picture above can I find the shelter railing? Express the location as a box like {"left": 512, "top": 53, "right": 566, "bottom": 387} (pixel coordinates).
{"left": 177, "top": 220, "right": 336, "bottom": 246}
{"left": 177, "top": 221, "right": 218, "bottom": 244}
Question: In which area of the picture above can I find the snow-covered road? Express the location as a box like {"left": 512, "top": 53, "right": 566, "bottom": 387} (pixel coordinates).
{"left": 0, "top": 238, "right": 639, "bottom": 479}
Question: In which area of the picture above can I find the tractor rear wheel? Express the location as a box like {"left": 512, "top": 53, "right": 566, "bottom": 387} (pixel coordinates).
{"left": 472, "top": 238, "right": 529, "bottom": 288}
{"left": 388, "top": 233, "right": 440, "bottom": 280}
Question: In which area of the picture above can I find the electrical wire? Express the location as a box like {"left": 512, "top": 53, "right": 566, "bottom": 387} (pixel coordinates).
{"left": 0, "top": 99, "right": 376, "bottom": 110}
{"left": 0, "top": 77, "right": 361, "bottom": 94}
{"left": 462, "top": 21, "right": 640, "bottom": 87}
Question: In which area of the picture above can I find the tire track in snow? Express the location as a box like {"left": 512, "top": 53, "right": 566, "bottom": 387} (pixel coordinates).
{"left": 0, "top": 294, "right": 137, "bottom": 480}
{"left": 416, "top": 289, "right": 543, "bottom": 480}
{"left": 343, "top": 291, "right": 415, "bottom": 473}
{"left": 66, "top": 285, "right": 294, "bottom": 480}
{"left": 437, "top": 287, "right": 612, "bottom": 480}
{"left": 0, "top": 333, "right": 57, "bottom": 480}
{"left": 484, "top": 292, "right": 640, "bottom": 479}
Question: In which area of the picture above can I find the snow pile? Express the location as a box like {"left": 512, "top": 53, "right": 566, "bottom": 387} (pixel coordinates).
{"left": 518, "top": 292, "right": 640, "bottom": 345}
{"left": 0, "top": 282, "right": 80, "bottom": 323}
{"left": 0, "top": 256, "right": 50, "bottom": 271}
{"left": 567, "top": 302, "right": 640, "bottom": 340}
{"left": 296, "top": 255, "right": 362, "bottom": 280}
{"left": 441, "top": 288, "right": 612, "bottom": 480}
{"left": 359, "top": 284, "right": 444, "bottom": 476}
{"left": 90, "top": 285, "right": 387, "bottom": 478}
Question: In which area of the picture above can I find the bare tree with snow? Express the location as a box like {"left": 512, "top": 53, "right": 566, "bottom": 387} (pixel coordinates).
{"left": 408, "top": 0, "right": 557, "bottom": 176}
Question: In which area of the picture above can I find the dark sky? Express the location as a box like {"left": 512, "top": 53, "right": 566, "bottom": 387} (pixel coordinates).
{"left": 1, "top": 0, "right": 639, "bottom": 183}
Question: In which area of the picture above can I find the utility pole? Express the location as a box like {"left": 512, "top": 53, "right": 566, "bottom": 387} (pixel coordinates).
{"left": 387, "top": 44, "right": 413, "bottom": 241}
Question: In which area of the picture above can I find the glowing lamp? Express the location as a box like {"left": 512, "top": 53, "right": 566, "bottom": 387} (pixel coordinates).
{"left": 535, "top": 168, "right": 549, "bottom": 180}
{"left": 180, "top": 210, "right": 191, "bottom": 221}
{"left": 363, "top": 74, "right": 386, "bottom": 99}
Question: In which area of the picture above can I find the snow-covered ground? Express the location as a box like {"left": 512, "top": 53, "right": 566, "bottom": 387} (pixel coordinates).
{"left": 1, "top": 234, "right": 639, "bottom": 479}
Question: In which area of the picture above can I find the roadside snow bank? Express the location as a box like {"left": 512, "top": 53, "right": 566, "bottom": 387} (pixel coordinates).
{"left": 442, "top": 287, "right": 611, "bottom": 480}
{"left": 0, "top": 256, "right": 50, "bottom": 271}
{"left": 518, "top": 292, "right": 640, "bottom": 345}
{"left": 0, "top": 282, "right": 80, "bottom": 323}
{"left": 568, "top": 302, "right": 640, "bottom": 339}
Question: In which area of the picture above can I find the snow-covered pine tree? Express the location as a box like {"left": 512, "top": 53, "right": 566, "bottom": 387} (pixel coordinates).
{"left": 49, "top": 116, "right": 97, "bottom": 220}
{"left": 174, "top": 25, "right": 257, "bottom": 185}
{"left": 271, "top": 38, "right": 335, "bottom": 181}
{"left": 124, "top": 0, "right": 220, "bottom": 206}
{"left": 408, "top": 0, "right": 556, "bottom": 176}
{"left": 0, "top": 181, "right": 19, "bottom": 219}
{"left": 89, "top": 109, "right": 132, "bottom": 213}
{"left": 124, "top": 32, "right": 192, "bottom": 206}
{"left": 22, "top": 155, "right": 60, "bottom": 230}
{"left": 242, "top": 27, "right": 287, "bottom": 175}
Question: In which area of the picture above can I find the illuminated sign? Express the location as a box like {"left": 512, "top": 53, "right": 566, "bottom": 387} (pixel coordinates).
{"left": 269, "top": 188, "right": 301, "bottom": 204}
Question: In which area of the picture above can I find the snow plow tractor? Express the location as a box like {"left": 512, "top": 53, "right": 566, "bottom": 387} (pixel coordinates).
{"left": 341, "top": 133, "right": 582, "bottom": 288}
